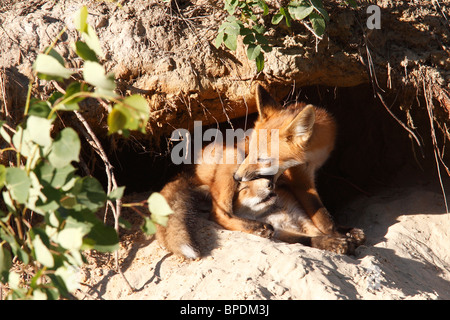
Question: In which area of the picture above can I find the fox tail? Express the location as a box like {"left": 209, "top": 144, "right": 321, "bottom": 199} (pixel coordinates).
{"left": 156, "top": 174, "right": 201, "bottom": 259}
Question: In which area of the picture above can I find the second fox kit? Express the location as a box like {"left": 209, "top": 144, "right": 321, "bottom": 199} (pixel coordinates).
{"left": 233, "top": 178, "right": 352, "bottom": 253}
{"left": 158, "top": 176, "right": 352, "bottom": 256}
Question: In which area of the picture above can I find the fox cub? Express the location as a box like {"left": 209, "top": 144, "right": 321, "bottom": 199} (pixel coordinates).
{"left": 233, "top": 178, "right": 355, "bottom": 254}
{"left": 156, "top": 174, "right": 362, "bottom": 258}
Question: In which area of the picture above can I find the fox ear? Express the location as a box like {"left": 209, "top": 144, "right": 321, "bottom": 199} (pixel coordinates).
{"left": 255, "top": 84, "right": 281, "bottom": 119}
{"left": 286, "top": 105, "right": 316, "bottom": 141}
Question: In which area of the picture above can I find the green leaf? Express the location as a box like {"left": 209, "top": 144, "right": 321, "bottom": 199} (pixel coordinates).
{"left": 5, "top": 167, "right": 31, "bottom": 204}
{"left": 85, "top": 222, "right": 119, "bottom": 252}
{"left": 48, "top": 128, "right": 80, "bottom": 168}
{"left": 256, "top": 0, "right": 269, "bottom": 15}
{"left": 59, "top": 195, "right": 77, "bottom": 209}
{"left": 26, "top": 115, "right": 53, "bottom": 147}
{"left": 107, "top": 186, "right": 125, "bottom": 201}
{"left": 123, "top": 94, "right": 149, "bottom": 119}
{"left": 239, "top": 27, "right": 252, "bottom": 36}
{"left": 2, "top": 191, "right": 16, "bottom": 213}
{"left": 309, "top": 12, "right": 326, "bottom": 36}
{"left": 83, "top": 61, "right": 115, "bottom": 96}
{"left": 151, "top": 213, "right": 169, "bottom": 227}
{"left": 28, "top": 99, "right": 53, "bottom": 119}
{"left": 252, "top": 24, "right": 265, "bottom": 34}
{"left": 107, "top": 108, "right": 127, "bottom": 134}
{"left": 243, "top": 34, "right": 255, "bottom": 45}
{"left": 148, "top": 192, "right": 173, "bottom": 217}
{"left": 32, "top": 289, "right": 48, "bottom": 300}
{"left": 141, "top": 217, "right": 157, "bottom": 235}
{"left": 12, "top": 125, "right": 34, "bottom": 157}
{"left": 82, "top": 25, "right": 104, "bottom": 58}
{"left": 224, "top": 22, "right": 242, "bottom": 36}
{"left": 73, "top": 6, "right": 88, "bottom": 33}
{"left": 119, "top": 217, "right": 132, "bottom": 229}
{"left": 32, "top": 186, "right": 60, "bottom": 215}
{"left": 0, "top": 121, "right": 11, "bottom": 144}
{"left": 271, "top": 13, "right": 284, "bottom": 25}
{"left": 45, "top": 48, "right": 66, "bottom": 66}
{"left": 289, "top": 4, "right": 314, "bottom": 21}
{"left": 0, "top": 165, "right": 5, "bottom": 189}
{"left": 56, "top": 227, "right": 84, "bottom": 250}
{"left": 63, "top": 212, "right": 95, "bottom": 235}
{"left": 0, "top": 244, "right": 12, "bottom": 282}
{"left": 223, "top": 33, "right": 237, "bottom": 51}
{"left": 35, "top": 162, "right": 76, "bottom": 189}
{"left": 255, "top": 52, "right": 265, "bottom": 72}
{"left": 254, "top": 33, "right": 269, "bottom": 45}
{"left": 32, "top": 234, "right": 54, "bottom": 268}
{"left": 74, "top": 40, "right": 98, "bottom": 62}
{"left": 33, "top": 54, "right": 72, "bottom": 80}
{"left": 215, "top": 31, "right": 225, "bottom": 49}
{"left": 315, "top": 7, "right": 329, "bottom": 21}
{"left": 55, "top": 265, "right": 80, "bottom": 292}
{"left": 0, "top": 227, "right": 29, "bottom": 265}
{"left": 27, "top": 171, "right": 47, "bottom": 212}
{"left": 148, "top": 192, "right": 173, "bottom": 227}
{"left": 224, "top": 0, "right": 238, "bottom": 14}
{"left": 247, "top": 44, "right": 262, "bottom": 60}
{"left": 55, "top": 82, "right": 84, "bottom": 111}
{"left": 310, "top": 0, "right": 324, "bottom": 9}
{"left": 72, "top": 176, "right": 107, "bottom": 211}
{"left": 109, "top": 95, "right": 149, "bottom": 134}
{"left": 280, "top": 7, "right": 292, "bottom": 27}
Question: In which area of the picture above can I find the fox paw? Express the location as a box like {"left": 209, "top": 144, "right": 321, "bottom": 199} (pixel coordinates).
{"left": 345, "top": 228, "right": 366, "bottom": 246}
{"left": 311, "top": 235, "right": 350, "bottom": 255}
{"left": 337, "top": 226, "right": 366, "bottom": 247}
{"left": 250, "top": 222, "right": 274, "bottom": 239}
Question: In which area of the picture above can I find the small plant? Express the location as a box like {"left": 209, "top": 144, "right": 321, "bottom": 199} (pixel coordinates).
{"left": 215, "top": 0, "right": 272, "bottom": 71}
{"left": 215, "top": 0, "right": 355, "bottom": 71}
{"left": 0, "top": 6, "right": 170, "bottom": 299}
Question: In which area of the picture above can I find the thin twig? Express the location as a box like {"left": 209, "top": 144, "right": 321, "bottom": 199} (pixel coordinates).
{"left": 0, "top": 68, "right": 10, "bottom": 118}
{"left": 376, "top": 92, "right": 423, "bottom": 156}
{"left": 422, "top": 76, "right": 449, "bottom": 213}
{"left": 72, "top": 109, "right": 132, "bottom": 293}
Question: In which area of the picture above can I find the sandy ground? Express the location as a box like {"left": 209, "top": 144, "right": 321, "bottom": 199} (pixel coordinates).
{"left": 77, "top": 180, "right": 450, "bottom": 300}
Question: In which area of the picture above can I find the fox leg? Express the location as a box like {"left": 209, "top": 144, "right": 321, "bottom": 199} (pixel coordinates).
{"left": 284, "top": 166, "right": 337, "bottom": 235}
{"left": 274, "top": 230, "right": 350, "bottom": 254}
{"left": 286, "top": 166, "right": 366, "bottom": 245}
{"left": 275, "top": 224, "right": 363, "bottom": 255}
{"left": 209, "top": 181, "right": 274, "bottom": 238}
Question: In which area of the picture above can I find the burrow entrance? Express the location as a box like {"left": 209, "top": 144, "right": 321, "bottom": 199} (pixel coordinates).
{"left": 89, "top": 83, "right": 448, "bottom": 221}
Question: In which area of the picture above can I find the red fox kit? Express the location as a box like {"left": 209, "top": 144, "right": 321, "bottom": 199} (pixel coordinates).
{"left": 233, "top": 178, "right": 352, "bottom": 254}
{"left": 234, "top": 85, "right": 365, "bottom": 243}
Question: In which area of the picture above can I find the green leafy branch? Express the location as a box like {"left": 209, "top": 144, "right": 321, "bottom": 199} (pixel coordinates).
{"left": 0, "top": 6, "right": 172, "bottom": 300}
{"left": 215, "top": 0, "right": 355, "bottom": 71}
{"left": 215, "top": 0, "right": 271, "bottom": 72}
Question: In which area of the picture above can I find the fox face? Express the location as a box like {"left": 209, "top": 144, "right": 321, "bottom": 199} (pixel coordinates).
{"left": 234, "top": 178, "right": 277, "bottom": 215}
{"left": 234, "top": 85, "right": 335, "bottom": 182}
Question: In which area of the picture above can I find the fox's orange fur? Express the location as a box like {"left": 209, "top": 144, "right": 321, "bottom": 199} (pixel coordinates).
{"left": 156, "top": 84, "right": 365, "bottom": 259}
{"left": 234, "top": 85, "right": 364, "bottom": 245}
{"left": 233, "top": 178, "right": 352, "bottom": 253}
